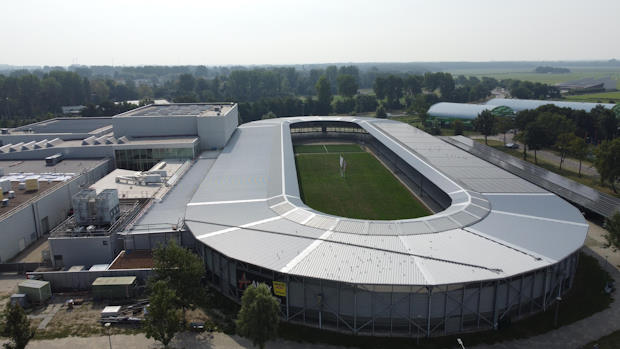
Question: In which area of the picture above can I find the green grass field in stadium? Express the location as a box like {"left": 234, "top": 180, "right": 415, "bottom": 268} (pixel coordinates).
{"left": 294, "top": 144, "right": 430, "bottom": 220}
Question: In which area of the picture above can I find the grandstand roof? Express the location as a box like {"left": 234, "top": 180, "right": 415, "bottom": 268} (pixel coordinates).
{"left": 184, "top": 117, "right": 587, "bottom": 286}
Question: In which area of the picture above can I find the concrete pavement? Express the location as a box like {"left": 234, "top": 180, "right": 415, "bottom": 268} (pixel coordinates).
{"left": 5, "top": 332, "right": 349, "bottom": 349}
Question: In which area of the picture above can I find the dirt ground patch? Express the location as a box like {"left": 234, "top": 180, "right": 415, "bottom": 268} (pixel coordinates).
{"left": 0, "top": 273, "right": 27, "bottom": 306}
{"left": 585, "top": 220, "right": 620, "bottom": 271}
{"left": 32, "top": 296, "right": 143, "bottom": 339}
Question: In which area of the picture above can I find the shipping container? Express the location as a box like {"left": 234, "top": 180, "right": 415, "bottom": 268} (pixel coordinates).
{"left": 92, "top": 276, "right": 136, "bottom": 300}
{"left": 18, "top": 280, "right": 51, "bottom": 303}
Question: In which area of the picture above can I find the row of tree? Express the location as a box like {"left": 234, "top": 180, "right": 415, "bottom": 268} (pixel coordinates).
{"left": 2, "top": 65, "right": 568, "bottom": 126}
{"left": 144, "top": 241, "right": 280, "bottom": 349}
{"left": 473, "top": 105, "right": 619, "bottom": 192}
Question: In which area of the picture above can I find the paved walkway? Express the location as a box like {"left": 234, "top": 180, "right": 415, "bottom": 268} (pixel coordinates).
{"left": 3, "top": 332, "right": 347, "bottom": 349}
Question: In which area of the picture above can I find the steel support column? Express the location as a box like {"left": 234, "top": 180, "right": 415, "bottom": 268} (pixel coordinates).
{"left": 426, "top": 286, "right": 432, "bottom": 337}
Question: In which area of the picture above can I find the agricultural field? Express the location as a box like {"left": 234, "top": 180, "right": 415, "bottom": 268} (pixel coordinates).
{"left": 563, "top": 90, "right": 620, "bottom": 103}
{"left": 294, "top": 143, "right": 430, "bottom": 220}
{"left": 449, "top": 68, "right": 620, "bottom": 88}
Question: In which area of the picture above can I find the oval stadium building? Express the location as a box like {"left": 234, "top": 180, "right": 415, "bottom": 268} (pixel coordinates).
{"left": 184, "top": 116, "right": 587, "bottom": 337}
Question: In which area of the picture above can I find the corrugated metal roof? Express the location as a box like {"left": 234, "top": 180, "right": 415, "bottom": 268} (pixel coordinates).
{"left": 184, "top": 117, "right": 588, "bottom": 286}
{"left": 428, "top": 102, "right": 494, "bottom": 119}
{"left": 92, "top": 276, "right": 136, "bottom": 286}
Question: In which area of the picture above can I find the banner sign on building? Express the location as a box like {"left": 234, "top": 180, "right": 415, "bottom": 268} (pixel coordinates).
{"left": 272, "top": 281, "right": 287, "bottom": 297}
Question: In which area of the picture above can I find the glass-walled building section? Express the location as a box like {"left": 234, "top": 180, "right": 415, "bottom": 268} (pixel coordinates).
{"left": 115, "top": 146, "right": 196, "bottom": 171}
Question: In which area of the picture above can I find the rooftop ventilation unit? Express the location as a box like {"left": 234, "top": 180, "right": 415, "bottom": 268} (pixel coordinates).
{"left": 72, "top": 188, "right": 120, "bottom": 226}
{"left": 82, "top": 136, "right": 96, "bottom": 146}
{"left": 34, "top": 139, "right": 48, "bottom": 149}
{"left": 47, "top": 138, "right": 62, "bottom": 147}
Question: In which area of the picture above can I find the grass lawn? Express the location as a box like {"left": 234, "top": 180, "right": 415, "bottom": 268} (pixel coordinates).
{"left": 294, "top": 145, "right": 430, "bottom": 220}
{"left": 563, "top": 90, "right": 620, "bottom": 103}
{"left": 476, "top": 139, "right": 619, "bottom": 198}
{"left": 278, "top": 252, "right": 612, "bottom": 348}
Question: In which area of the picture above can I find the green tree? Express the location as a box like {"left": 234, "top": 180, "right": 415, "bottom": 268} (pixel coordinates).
{"left": 522, "top": 120, "right": 547, "bottom": 164}
{"left": 337, "top": 74, "right": 358, "bottom": 98}
{"left": 144, "top": 280, "right": 182, "bottom": 349}
{"left": 592, "top": 105, "right": 618, "bottom": 141}
{"left": 555, "top": 133, "right": 577, "bottom": 171}
{"left": 605, "top": 212, "right": 620, "bottom": 248}
{"left": 375, "top": 103, "right": 387, "bottom": 118}
{"left": 473, "top": 110, "right": 496, "bottom": 145}
{"left": 569, "top": 136, "right": 588, "bottom": 177}
{"left": 496, "top": 116, "right": 514, "bottom": 145}
{"left": 1, "top": 302, "right": 34, "bottom": 349}
{"left": 515, "top": 110, "right": 538, "bottom": 159}
{"left": 236, "top": 284, "right": 280, "bottom": 349}
{"left": 315, "top": 75, "right": 332, "bottom": 115}
{"left": 594, "top": 138, "right": 620, "bottom": 193}
{"left": 384, "top": 75, "right": 404, "bottom": 109}
{"left": 261, "top": 111, "right": 277, "bottom": 120}
{"left": 404, "top": 75, "right": 423, "bottom": 97}
{"left": 535, "top": 112, "right": 575, "bottom": 146}
{"left": 152, "top": 240, "right": 205, "bottom": 324}
{"left": 453, "top": 120, "right": 464, "bottom": 136}
{"left": 373, "top": 76, "right": 386, "bottom": 100}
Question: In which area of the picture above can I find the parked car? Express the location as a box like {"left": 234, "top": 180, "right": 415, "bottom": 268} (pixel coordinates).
{"left": 504, "top": 143, "right": 519, "bottom": 149}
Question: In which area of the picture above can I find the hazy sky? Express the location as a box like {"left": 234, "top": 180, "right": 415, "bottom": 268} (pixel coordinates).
{"left": 2, "top": 0, "right": 620, "bottom": 66}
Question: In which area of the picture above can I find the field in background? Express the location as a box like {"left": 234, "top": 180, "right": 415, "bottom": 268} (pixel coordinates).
{"left": 563, "top": 90, "right": 620, "bottom": 103}
{"left": 294, "top": 143, "right": 430, "bottom": 220}
{"left": 447, "top": 68, "right": 620, "bottom": 89}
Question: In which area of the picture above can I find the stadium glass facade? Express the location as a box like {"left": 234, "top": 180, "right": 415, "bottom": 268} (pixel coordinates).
{"left": 114, "top": 145, "right": 197, "bottom": 171}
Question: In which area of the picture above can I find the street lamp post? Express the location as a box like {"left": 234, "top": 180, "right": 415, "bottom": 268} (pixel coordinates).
{"left": 553, "top": 296, "right": 562, "bottom": 327}
{"left": 104, "top": 322, "right": 112, "bottom": 349}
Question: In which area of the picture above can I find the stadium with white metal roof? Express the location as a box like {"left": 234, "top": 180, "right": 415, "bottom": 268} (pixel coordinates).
{"left": 184, "top": 116, "right": 587, "bottom": 337}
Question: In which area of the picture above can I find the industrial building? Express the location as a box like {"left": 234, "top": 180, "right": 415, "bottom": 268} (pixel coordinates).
{"left": 0, "top": 158, "right": 111, "bottom": 263}
{"left": 555, "top": 77, "right": 617, "bottom": 93}
{"left": 0, "top": 103, "right": 237, "bottom": 263}
{"left": 2, "top": 103, "right": 590, "bottom": 338}
{"left": 428, "top": 98, "right": 619, "bottom": 120}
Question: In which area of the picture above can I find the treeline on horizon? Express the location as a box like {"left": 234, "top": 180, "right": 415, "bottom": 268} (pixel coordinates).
{"left": 0, "top": 64, "right": 564, "bottom": 127}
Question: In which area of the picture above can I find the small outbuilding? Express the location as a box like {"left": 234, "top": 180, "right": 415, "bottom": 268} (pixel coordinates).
{"left": 18, "top": 279, "right": 52, "bottom": 303}
{"left": 92, "top": 276, "right": 137, "bottom": 300}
